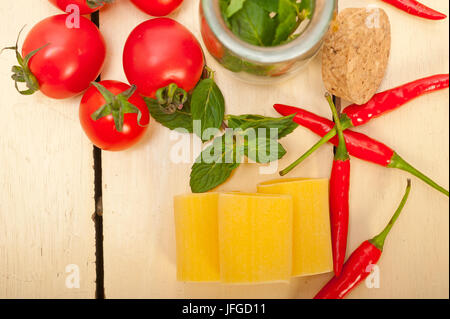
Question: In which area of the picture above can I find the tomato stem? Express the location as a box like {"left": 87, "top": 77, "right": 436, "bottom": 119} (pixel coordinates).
{"left": 1, "top": 26, "right": 48, "bottom": 96}
{"left": 90, "top": 82, "right": 146, "bottom": 132}
{"left": 155, "top": 83, "right": 189, "bottom": 114}
{"left": 86, "top": 0, "right": 115, "bottom": 9}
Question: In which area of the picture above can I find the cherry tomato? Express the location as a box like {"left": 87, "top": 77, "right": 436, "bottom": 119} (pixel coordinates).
{"left": 48, "top": 0, "right": 106, "bottom": 15}
{"left": 123, "top": 18, "right": 204, "bottom": 98}
{"left": 79, "top": 80, "right": 150, "bottom": 151}
{"left": 130, "top": 0, "right": 183, "bottom": 17}
{"left": 20, "top": 14, "right": 106, "bottom": 99}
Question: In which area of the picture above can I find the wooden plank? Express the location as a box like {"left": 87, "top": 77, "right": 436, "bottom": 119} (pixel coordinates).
{"left": 0, "top": 1, "right": 96, "bottom": 298}
{"left": 101, "top": 0, "right": 332, "bottom": 299}
{"left": 101, "top": 0, "right": 448, "bottom": 298}
{"left": 337, "top": 0, "right": 449, "bottom": 299}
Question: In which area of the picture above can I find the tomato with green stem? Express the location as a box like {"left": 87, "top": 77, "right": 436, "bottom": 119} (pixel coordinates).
{"left": 130, "top": 0, "right": 183, "bottom": 17}
{"left": 49, "top": 0, "right": 113, "bottom": 15}
{"left": 3, "top": 14, "right": 106, "bottom": 99}
{"left": 79, "top": 80, "right": 150, "bottom": 151}
{"left": 123, "top": 17, "right": 205, "bottom": 98}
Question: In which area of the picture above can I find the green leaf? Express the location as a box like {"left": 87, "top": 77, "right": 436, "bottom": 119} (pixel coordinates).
{"left": 145, "top": 97, "right": 193, "bottom": 132}
{"left": 190, "top": 136, "right": 242, "bottom": 193}
{"left": 227, "top": 114, "right": 298, "bottom": 139}
{"left": 191, "top": 79, "right": 226, "bottom": 142}
{"left": 257, "top": 0, "right": 279, "bottom": 12}
{"left": 244, "top": 137, "right": 287, "bottom": 163}
{"left": 226, "top": 0, "right": 246, "bottom": 18}
{"left": 229, "top": 0, "right": 276, "bottom": 46}
{"left": 273, "top": 0, "right": 299, "bottom": 45}
{"left": 219, "top": 0, "right": 232, "bottom": 26}
{"left": 220, "top": 51, "right": 243, "bottom": 72}
{"left": 297, "top": 0, "right": 314, "bottom": 19}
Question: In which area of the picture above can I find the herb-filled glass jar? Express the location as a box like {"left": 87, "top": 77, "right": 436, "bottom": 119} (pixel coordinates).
{"left": 200, "top": 0, "right": 336, "bottom": 84}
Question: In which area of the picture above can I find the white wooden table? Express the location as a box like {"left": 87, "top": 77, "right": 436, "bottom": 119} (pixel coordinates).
{"left": 0, "top": 0, "right": 448, "bottom": 299}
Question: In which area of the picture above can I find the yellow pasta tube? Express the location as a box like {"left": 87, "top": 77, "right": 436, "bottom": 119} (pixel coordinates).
{"left": 218, "top": 193, "right": 293, "bottom": 284}
{"left": 174, "top": 193, "right": 220, "bottom": 282}
{"left": 257, "top": 178, "right": 333, "bottom": 277}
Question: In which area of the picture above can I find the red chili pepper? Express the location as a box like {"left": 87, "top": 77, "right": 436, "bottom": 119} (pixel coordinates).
{"left": 344, "top": 74, "right": 449, "bottom": 127}
{"left": 327, "top": 93, "right": 350, "bottom": 277}
{"left": 382, "top": 0, "right": 447, "bottom": 20}
{"left": 314, "top": 179, "right": 411, "bottom": 299}
{"left": 274, "top": 104, "right": 449, "bottom": 196}
{"left": 278, "top": 74, "right": 449, "bottom": 172}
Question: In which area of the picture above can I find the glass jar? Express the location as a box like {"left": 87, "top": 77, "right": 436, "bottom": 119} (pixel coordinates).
{"left": 200, "top": 0, "right": 336, "bottom": 84}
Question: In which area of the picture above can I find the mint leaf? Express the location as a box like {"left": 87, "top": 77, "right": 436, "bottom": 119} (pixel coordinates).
{"left": 297, "top": 0, "right": 314, "bottom": 19}
{"left": 191, "top": 78, "right": 225, "bottom": 142}
{"left": 227, "top": 114, "right": 298, "bottom": 139}
{"left": 226, "top": 0, "right": 246, "bottom": 18}
{"left": 220, "top": 0, "right": 232, "bottom": 26}
{"left": 229, "top": 0, "right": 276, "bottom": 47}
{"left": 244, "top": 137, "right": 287, "bottom": 163}
{"left": 273, "top": 0, "right": 299, "bottom": 45}
{"left": 145, "top": 97, "right": 193, "bottom": 132}
{"left": 258, "top": 0, "right": 278, "bottom": 12}
{"left": 190, "top": 136, "right": 242, "bottom": 193}
{"left": 221, "top": 51, "right": 244, "bottom": 72}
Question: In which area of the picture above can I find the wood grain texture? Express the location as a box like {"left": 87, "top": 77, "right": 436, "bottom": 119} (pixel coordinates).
{"left": 0, "top": 1, "right": 96, "bottom": 298}
{"left": 101, "top": 0, "right": 449, "bottom": 298}
{"left": 338, "top": 0, "right": 449, "bottom": 299}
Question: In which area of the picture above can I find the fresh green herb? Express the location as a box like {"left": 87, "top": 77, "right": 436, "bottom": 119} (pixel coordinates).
{"left": 258, "top": 0, "right": 279, "bottom": 12}
{"left": 191, "top": 78, "right": 225, "bottom": 142}
{"left": 221, "top": 0, "right": 315, "bottom": 47}
{"left": 230, "top": 0, "right": 276, "bottom": 47}
{"left": 273, "top": 0, "right": 300, "bottom": 46}
{"left": 226, "top": 0, "right": 246, "bottom": 18}
{"left": 145, "top": 67, "right": 299, "bottom": 193}
{"left": 227, "top": 114, "right": 298, "bottom": 138}
{"left": 298, "top": 0, "right": 314, "bottom": 19}
{"left": 244, "top": 136, "right": 286, "bottom": 164}
{"left": 190, "top": 135, "right": 242, "bottom": 193}
{"left": 189, "top": 113, "right": 298, "bottom": 192}
{"left": 145, "top": 97, "right": 194, "bottom": 132}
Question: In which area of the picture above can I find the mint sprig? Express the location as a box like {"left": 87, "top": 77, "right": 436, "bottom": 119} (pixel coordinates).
{"left": 227, "top": 114, "right": 298, "bottom": 138}
{"left": 190, "top": 135, "right": 242, "bottom": 193}
{"left": 191, "top": 78, "right": 225, "bottom": 142}
{"left": 145, "top": 67, "right": 299, "bottom": 193}
{"left": 221, "top": 0, "right": 315, "bottom": 47}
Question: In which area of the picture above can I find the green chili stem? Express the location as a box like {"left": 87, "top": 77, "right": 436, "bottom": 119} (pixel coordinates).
{"left": 389, "top": 153, "right": 449, "bottom": 197}
{"left": 279, "top": 105, "right": 352, "bottom": 176}
{"left": 279, "top": 128, "right": 335, "bottom": 176}
{"left": 326, "top": 93, "right": 349, "bottom": 161}
{"left": 370, "top": 179, "right": 412, "bottom": 250}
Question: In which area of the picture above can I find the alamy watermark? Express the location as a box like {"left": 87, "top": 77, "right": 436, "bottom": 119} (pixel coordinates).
{"left": 65, "top": 264, "right": 80, "bottom": 289}
{"left": 65, "top": 5, "right": 81, "bottom": 29}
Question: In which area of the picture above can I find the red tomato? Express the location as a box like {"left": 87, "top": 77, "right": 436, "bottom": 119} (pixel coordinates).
{"left": 79, "top": 80, "right": 150, "bottom": 151}
{"left": 48, "top": 0, "right": 105, "bottom": 15}
{"left": 21, "top": 14, "right": 106, "bottom": 99}
{"left": 130, "top": 0, "right": 183, "bottom": 17}
{"left": 123, "top": 18, "right": 204, "bottom": 98}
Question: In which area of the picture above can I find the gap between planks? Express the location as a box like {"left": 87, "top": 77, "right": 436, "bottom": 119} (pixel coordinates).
{"left": 91, "top": 11, "right": 105, "bottom": 300}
